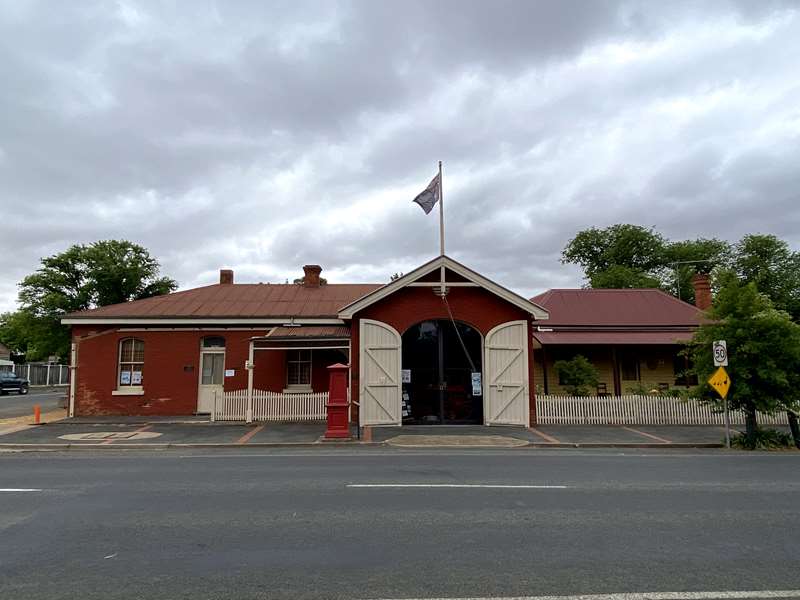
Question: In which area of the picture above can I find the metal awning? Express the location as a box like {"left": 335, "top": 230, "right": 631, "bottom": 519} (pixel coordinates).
{"left": 532, "top": 330, "right": 695, "bottom": 346}
{"left": 253, "top": 325, "right": 350, "bottom": 350}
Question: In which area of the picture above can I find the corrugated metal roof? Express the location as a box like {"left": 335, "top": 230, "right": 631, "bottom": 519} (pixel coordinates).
{"left": 533, "top": 330, "right": 695, "bottom": 345}
{"left": 267, "top": 326, "right": 351, "bottom": 339}
{"left": 530, "top": 288, "right": 703, "bottom": 326}
{"left": 65, "top": 283, "right": 382, "bottom": 319}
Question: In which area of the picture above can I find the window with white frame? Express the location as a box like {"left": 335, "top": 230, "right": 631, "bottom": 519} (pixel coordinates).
{"left": 118, "top": 338, "right": 144, "bottom": 388}
{"left": 286, "top": 350, "right": 311, "bottom": 388}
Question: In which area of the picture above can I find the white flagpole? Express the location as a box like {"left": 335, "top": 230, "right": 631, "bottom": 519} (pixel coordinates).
{"left": 438, "top": 160, "right": 445, "bottom": 256}
{"left": 438, "top": 160, "right": 445, "bottom": 296}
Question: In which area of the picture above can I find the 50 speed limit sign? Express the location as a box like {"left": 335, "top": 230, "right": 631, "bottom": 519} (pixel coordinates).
{"left": 713, "top": 340, "right": 728, "bottom": 366}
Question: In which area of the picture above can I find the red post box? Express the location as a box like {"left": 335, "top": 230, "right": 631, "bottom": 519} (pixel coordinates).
{"left": 324, "top": 363, "right": 351, "bottom": 439}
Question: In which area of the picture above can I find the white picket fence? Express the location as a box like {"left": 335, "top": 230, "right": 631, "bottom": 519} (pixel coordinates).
{"left": 212, "top": 389, "right": 328, "bottom": 422}
{"left": 536, "top": 394, "right": 789, "bottom": 425}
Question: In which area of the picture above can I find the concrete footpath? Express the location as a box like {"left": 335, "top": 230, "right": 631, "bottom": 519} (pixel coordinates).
{"left": 0, "top": 419, "right": 757, "bottom": 449}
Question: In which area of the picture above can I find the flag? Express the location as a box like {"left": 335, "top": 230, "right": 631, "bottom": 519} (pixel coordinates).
{"left": 412, "top": 173, "right": 440, "bottom": 214}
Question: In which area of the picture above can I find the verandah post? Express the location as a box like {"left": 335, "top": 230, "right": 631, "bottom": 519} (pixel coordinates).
{"left": 245, "top": 340, "right": 254, "bottom": 424}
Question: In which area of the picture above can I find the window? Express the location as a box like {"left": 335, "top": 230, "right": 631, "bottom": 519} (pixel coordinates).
{"left": 287, "top": 350, "right": 311, "bottom": 388}
{"left": 118, "top": 338, "right": 144, "bottom": 388}
{"left": 201, "top": 353, "right": 225, "bottom": 385}
{"left": 619, "top": 354, "right": 640, "bottom": 381}
{"left": 202, "top": 336, "right": 225, "bottom": 349}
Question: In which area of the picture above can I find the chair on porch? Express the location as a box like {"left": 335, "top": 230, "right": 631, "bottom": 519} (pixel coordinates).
{"left": 596, "top": 382, "right": 610, "bottom": 397}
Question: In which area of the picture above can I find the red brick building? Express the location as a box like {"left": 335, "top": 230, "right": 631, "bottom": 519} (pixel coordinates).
{"left": 62, "top": 256, "right": 549, "bottom": 426}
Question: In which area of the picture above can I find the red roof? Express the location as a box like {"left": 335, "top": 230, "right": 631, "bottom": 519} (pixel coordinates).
{"left": 530, "top": 289, "right": 703, "bottom": 327}
{"left": 65, "top": 283, "right": 381, "bottom": 320}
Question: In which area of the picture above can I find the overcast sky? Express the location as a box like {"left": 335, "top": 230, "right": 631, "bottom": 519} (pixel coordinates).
{"left": 2, "top": 0, "right": 799, "bottom": 311}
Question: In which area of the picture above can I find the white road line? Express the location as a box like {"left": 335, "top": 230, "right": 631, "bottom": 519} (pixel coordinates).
{"left": 370, "top": 591, "right": 800, "bottom": 600}
{"left": 347, "top": 484, "right": 569, "bottom": 489}
{"left": 0, "top": 488, "right": 43, "bottom": 492}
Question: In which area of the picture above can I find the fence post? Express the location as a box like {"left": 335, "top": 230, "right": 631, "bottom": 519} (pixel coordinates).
{"left": 211, "top": 390, "right": 216, "bottom": 422}
{"left": 46, "top": 363, "right": 51, "bottom": 386}
{"left": 27, "top": 364, "right": 31, "bottom": 381}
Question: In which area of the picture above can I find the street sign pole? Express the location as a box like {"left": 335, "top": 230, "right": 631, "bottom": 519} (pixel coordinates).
{"left": 710, "top": 342, "right": 731, "bottom": 449}
{"left": 723, "top": 396, "right": 731, "bottom": 449}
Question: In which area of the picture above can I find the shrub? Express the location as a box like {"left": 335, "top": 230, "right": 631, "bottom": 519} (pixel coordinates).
{"left": 730, "top": 429, "right": 794, "bottom": 450}
{"left": 553, "top": 355, "right": 600, "bottom": 396}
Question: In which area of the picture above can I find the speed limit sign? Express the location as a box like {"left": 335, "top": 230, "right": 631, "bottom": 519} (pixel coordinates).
{"left": 713, "top": 340, "right": 728, "bottom": 366}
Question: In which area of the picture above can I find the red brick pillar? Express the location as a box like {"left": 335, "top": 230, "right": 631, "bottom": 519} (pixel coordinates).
{"left": 324, "top": 363, "right": 351, "bottom": 439}
{"left": 692, "top": 273, "right": 712, "bottom": 310}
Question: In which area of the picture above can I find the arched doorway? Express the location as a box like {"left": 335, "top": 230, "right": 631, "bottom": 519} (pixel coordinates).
{"left": 401, "top": 320, "right": 483, "bottom": 424}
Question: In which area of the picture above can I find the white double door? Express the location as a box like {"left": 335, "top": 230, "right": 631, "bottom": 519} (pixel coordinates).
{"left": 359, "top": 318, "right": 529, "bottom": 427}
{"left": 197, "top": 350, "right": 225, "bottom": 414}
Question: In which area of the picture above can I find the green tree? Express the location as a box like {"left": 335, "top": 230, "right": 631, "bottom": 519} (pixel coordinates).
{"left": 552, "top": 355, "right": 600, "bottom": 396}
{"left": 731, "top": 234, "right": 800, "bottom": 321}
{"left": 686, "top": 271, "right": 800, "bottom": 445}
{"left": 0, "top": 241, "right": 177, "bottom": 360}
{"left": 561, "top": 224, "right": 669, "bottom": 289}
{"left": 0, "top": 310, "right": 55, "bottom": 361}
{"left": 664, "top": 238, "right": 731, "bottom": 303}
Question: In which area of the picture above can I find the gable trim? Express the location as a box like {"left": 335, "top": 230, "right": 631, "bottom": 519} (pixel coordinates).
{"left": 337, "top": 255, "right": 549, "bottom": 320}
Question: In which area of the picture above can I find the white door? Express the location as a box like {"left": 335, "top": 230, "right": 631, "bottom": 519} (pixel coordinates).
{"left": 197, "top": 351, "right": 225, "bottom": 413}
{"left": 484, "top": 320, "right": 529, "bottom": 426}
{"left": 359, "top": 319, "right": 402, "bottom": 426}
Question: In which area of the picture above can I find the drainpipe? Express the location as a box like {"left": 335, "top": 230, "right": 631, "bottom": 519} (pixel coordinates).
{"left": 541, "top": 347, "right": 549, "bottom": 395}
{"left": 68, "top": 342, "right": 77, "bottom": 418}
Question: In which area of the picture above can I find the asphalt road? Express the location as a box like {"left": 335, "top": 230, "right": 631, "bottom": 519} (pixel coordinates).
{"left": 1, "top": 448, "right": 799, "bottom": 600}
{"left": 0, "top": 386, "right": 65, "bottom": 419}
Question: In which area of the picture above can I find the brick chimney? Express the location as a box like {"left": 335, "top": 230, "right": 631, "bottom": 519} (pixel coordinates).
{"left": 302, "top": 265, "right": 322, "bottom": 288}
{"left": 692, "top": 273, "right": 712, "bottom": 310}
{"left": 219, "top": 269, "right": 234, "bottom": 285}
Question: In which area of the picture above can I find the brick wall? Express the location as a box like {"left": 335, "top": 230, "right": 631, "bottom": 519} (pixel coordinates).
{"left": 71, "top": 326, "right": 267, "bottom": 416}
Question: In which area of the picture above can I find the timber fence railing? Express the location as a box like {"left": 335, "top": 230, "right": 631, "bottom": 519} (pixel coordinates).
{"left": 0, "top": 363, "right": 70, "bottom": 387}
{"left": 213, "top": 389, "right": 328, "bottom": 422}
{"left": 536, "top": 394, "right": 789, "bottom": 426}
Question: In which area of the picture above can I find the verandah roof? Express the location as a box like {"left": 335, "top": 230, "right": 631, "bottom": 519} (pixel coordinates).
{"left": 533, "top": 330, "right": 695, "bottom": 345}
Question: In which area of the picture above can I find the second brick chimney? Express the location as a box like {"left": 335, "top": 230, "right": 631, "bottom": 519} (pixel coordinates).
{"left": 691, "top": 273, "right": 712, "bottom": 311}
{"left": 302, "top": 265, "right": 322, "bottom": 288}
{"left": 219, "top": 269, "right": 234, "bottom": 285}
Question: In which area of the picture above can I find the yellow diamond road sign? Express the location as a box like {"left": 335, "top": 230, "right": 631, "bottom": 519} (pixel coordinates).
{"left": 708, "top": 366, "right": 731, "bottom": 399}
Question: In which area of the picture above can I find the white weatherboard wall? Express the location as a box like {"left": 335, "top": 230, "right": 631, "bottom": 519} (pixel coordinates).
{"left": 359, "top": 319, "right": 402, "bottom": 426}
{"left": 536, "top": 395, "right": 789, "bottom": 425}
{"left": 484, "top": 320, "right": 529, "bottom": 426}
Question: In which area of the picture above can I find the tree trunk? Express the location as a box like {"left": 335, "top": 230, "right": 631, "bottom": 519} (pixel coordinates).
{"left": 787, "top": 411, "right": 800, "bottom": 450}
{"left": 744, "top": 402, "right": 758, "bottom": 441}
